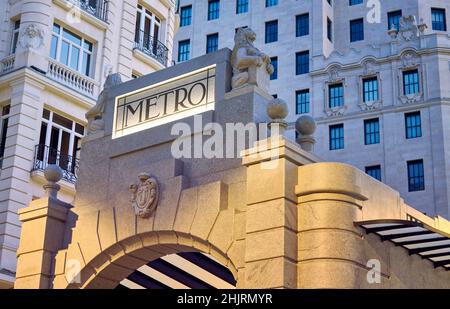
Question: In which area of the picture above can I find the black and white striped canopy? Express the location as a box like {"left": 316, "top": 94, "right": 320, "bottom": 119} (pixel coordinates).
{"left": 356, "top": 220, "right": 450, "bottom": 271}
{"left": 116, "top": 252, "right": 236, "bottom": 289}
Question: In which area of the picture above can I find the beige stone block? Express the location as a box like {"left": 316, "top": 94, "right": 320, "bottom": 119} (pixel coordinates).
{"left": 114, "top": 204, "right": 137, "bottom": 243}
{"left": 140, "top": 232, "right": 159, "bottom": 248}
{"left": 129, "top": 247, "right": 164, "bottom": 264}
{"left": 233, "top": 210, "right": 246, "bottom": 241}
{"left": 157, "top": 230, "right": 178, "bottom": 246}
{"left": 54, "top": 250, "right": 67, "bottom": 276}
{"left": 246, "top": 199, "right": 296, "bottom": 233}
{"left": 190, "top": 182, "right": 227, "bottom": 241}
{"left": 209, "top": 247, "right": 231, "bottom": 270}
{"left": 236, "top": 268, "right": 245, "bottom": 289}
{"left": 52, "top": 274, "right": 69, "bottom": 289}
{"left": 96, "top": 262, "right": 134, "bottom": 283}
{"left": 176, "top": 232, "right": 194, "bottom": 248}
{"left": 228, "top": 181, "right": 246, "bottom": 211}
{"left": 173, "top": 187, "right": 198, "bottom": 234}
{"left": 245, "top": 257, "right": 297, "bottom": 289}
{"left": 84, "top": 276, "right": 119, "bottom": 289}
{"left": 97, "top": 208, "right": 117, "bottom": 251}
{"left": 136, "top": 214, "right": 155, "bottom": 235}
{"left": 192, "top": 239, "right": 211, "bottom": 254}
{"left": 227, "top": 240, "right": 245, "bottom": 269}
{"left": 120, "top": 235, "right": 144, "bottom": 254}
{"left": 15, "top": 275, "right": 51, "bottom": 289}
{"left": 16, "top": 250, "right": 52, "bottom": 278}
{"left": 73, "top": 212, "right": 102, "bottom": 266}
{"left": 208, "top": 209, "right": 234, "bottom": 254}
{"left": 245, "top": 228, "right": 297, "bottom": 262}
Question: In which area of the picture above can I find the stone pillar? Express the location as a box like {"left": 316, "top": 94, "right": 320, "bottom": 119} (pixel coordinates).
{"left": 15, "top": 166, "right": 73, "bottom": 289}
{"left": 0, "top": 77, "right": 44, "bottom": 282}
{"left": 296, "top": 163, "right": 367, "bottom": 288}
{"left": 241, "top": 137, "right": 318, "bottom": 288}
{"left": 13, "top": 0, "right": 52, "bottom": 72}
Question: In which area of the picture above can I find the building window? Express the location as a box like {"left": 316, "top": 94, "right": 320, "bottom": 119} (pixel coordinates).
{"left": 431, "top": 8, "right": 447, "bottom": 31}
{"left": 327, "top": 18, "right": 333, "bottom": 42}
{"left": 266, "top": 0, "right": 278, "bottom": 7}
{"left": 236, "top": 0, "right": 248, "bottom": 14}
{"left": 363, "top": 77, "right": 379, "bottom": 102}
{"left": 208, "top": 0, "right": 220, "bottom": 21}
{"left": 134, "top": 5, "right": 162, "bottom": 53}
{"left": 403, "top": 69, "right": 420, "bottom": 95}
{"left": 0, "top": 105, "right": 10, "bottom": 167}
{"left": 36, "top": 109, "right": 84, "bottom": 180}
{"left": 11, "top": 20, "right": 20, "bottom": 54}
{"left": 388, "top": 10, "right": 402, "bottom": 30}
{"left": 296, "top": 14, "right": 309, "bottom": 37}
{"left": 349, "top": 0, "right": 363, "bottom": 5}
{"left": 327, "top": 0, "right": 332, "bottom": 6}
{"left": 365, "top": 165, "right": 382, "bottom": 181}
{"left": 270, "top": 57, "right": 278, "bottom": 80}
{"left": 178, "top": 40, "right": 190, "bottom": 62}
{"left": 329, "top": 83, "right": 344, "bottom": 108}
{"left": 405, "top": 111, "right": 422, "bottom": 139}
{"left": 330, "top": 124, "right": 344, "bottom": 150}
{"left": 364, "top": 118, "right": 380, "bottom": 145}
{"left": 206, "top": 33, "right": 219, "bottom": 54}
{"left": 265, "top": 20, "right": 278, "bottom": 43}
{"left": 407, "top": 160, "right": 425, "bottom": 192}
{"left": 296, "top": 89, "right": 310, "bottom": 114}
{"left": 350, "top": 18, "right": 364, "bottom": 42}
{"left": 50, "top": 23, "right": 93, "bottom": 77}
{"left": 180, "top": 5, "right": 192, "bottom": 27}
{"left": 295, "top": 51, "right": 309, "bottom": 75}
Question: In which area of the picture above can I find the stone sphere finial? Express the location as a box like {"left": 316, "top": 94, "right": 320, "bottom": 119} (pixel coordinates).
{"left": 43, "top": 165, "right": 63, "bottom": 199}
{"left": 295, "top": 115, "right": 317, "bottom": 152}
{"left": 267, "top": 98, "right": 289, "bottom": 138}
{"left": 295, "top": 115, "right": 316, "bottom": 136}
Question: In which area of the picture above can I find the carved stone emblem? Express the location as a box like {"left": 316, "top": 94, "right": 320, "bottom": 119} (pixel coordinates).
{"left": 19, "top": 24, "right": 45, "bottom": 49}
{"left": 129, "top": 173, "right": 159, "bottom": 218}
{"left": 401, "top": 51, "right": 419, "bottom": 68}
{"left": 327, "top": 65, "right": 341, "bottom": 83}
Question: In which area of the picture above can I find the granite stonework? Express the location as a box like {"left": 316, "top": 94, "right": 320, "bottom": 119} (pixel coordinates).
{"left": 14, "top": 50, "right": 450, "bottom": 289}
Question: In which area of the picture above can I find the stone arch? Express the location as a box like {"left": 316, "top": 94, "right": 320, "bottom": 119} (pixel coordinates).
{"left": 56, "top": 231, "right": 239, "bottom": 289}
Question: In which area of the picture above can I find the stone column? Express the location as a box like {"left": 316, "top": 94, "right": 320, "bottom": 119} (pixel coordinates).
{"left": 0, "top": 77, "right": 44, "bottom": 282}
{"left": 241, "top": 137, "right": 318, "bottom": 288}
{"left": 15, "top": 166, "right": 73, "bottom": 289}
{"left": 296, "top": 163, "right": 367, "bottom": 288}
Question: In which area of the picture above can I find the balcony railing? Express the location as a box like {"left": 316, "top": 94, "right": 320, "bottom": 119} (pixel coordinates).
{"left": 134, "top": 30, "right": 169, "bottom": 67}
{"left": 0, "top": 55, "right": 15, "bottom": 74}
{"left": 66, "top": 0, "right": 109, "bottom": 22}
{"left": 32, "top": 144, "right": 79, "bottom": 184}
{"left": 47, "top": 59, "right": 97, "bottom": 97}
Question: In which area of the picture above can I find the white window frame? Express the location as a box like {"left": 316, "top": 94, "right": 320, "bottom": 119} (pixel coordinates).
{"left": 10, "top": 20, "right": 20, "bottom": 55}
{"left": 136, "top": 4, "right": 161, "bottom": 42}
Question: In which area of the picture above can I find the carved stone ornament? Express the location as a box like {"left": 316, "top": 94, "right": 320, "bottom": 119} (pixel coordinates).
{"left": 401, "top": 51, "right": 419, "bottom": 68}
{"left": 400, "top": 15, "right": 420, "bottom": 41}
{"left": 231, "top": 27, "right": 274, "bottom": 92}
{"left": 129, "top": 173, "right": 159, "bottom": 218}
{"left": 359, "top": 100, "right": 382, "bottom": 111}
{"left": 19, "top": 24, "right": 45, "bottom": 49}
{"left": 327, "top": 65, "right": 341, "bottom": 83}
{"left": 399, "top": 92, "right": 423, "bottom": 105}
{"left": 362, "top": 59, "right": 378, "bottom": 76}
{"left": 325, "top": 105, "right": 348, "bottom": 117}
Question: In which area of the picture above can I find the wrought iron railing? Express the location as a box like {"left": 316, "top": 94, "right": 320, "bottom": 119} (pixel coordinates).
{"left": 134, "top": 30, "right": 169, "bottom": 66}
{"left": 66, "top": 0, "right": 109, "bottom": 22}
{"left": 32, "top": 144, "right": 79, "bottom": 184}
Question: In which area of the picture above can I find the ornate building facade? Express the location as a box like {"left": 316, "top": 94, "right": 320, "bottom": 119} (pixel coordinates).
{"left": 174, "top": 0, "right": 450, "bottom": 219}
{"left": 0, "top": 0, "right": 177, "bottom": 288}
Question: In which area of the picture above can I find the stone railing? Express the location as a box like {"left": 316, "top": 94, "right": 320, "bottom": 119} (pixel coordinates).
{"left": 0, "top": 55, "right": 15, "bottom": 74}
{"left": 47, "top": 59, "right": 97, "bottom": 97}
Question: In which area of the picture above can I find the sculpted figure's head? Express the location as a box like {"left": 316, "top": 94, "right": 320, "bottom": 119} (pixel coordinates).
{"left": 234, "top": 27, "right": 257, "bottom": 47}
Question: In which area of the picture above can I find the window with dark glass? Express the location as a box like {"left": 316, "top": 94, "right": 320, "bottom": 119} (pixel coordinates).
{"left": 327, "top": 18, "right": 333, "bottom": 42}
{"left": 295, "top": 51, "right": 309, "bottom": 75}
{"left": 350, "top": 18, "right": 364, "bottom": 42}
{"left": 266, "top": 0, "right": 278, "bottom": 7}
{"left": 408, "top": 160, "right": 425, "bottom": 192}
{"left": 431, "top": 8, "right": 447, "bottom": 31}
{"left": 265, "top": 20, "right": 278, "bottom": 43}
{"left": 206, "top": 33, "right": 219, "bottom": 53}
{"left": 208, "top": 0, "right": 220, "bottom": 20}
{"left": 11, "top": 20, "right": 20, "bottom": 54}
{"left": 365, "top": 165, "right": 382, "bottom": 181}
{"left": 388, "top": 10, "right": 402, "bottom": 30}
{"left": 0, "top": 105, "right": 10, "bottom": 167}
{"left": 329, "top": 83, "right": 344, "bottom": 108}
{"left": 296, "top": 14, "right": 309, "bottom": 37}
{"left": 178, "top": 40, "right": 190, "bottom": 62}
{"left": 364, "top": 118, "right": 380, "bottom": 145}
{"left": 403, "top": 69, "right": 420, "bottom": 95}
{"left": 180, "top": 5, "right": 192, "bottom": 27}
{"left": 349, "top": 0, "right": 363, "bottom": 5}
{"left": 330, "top": 124, "right": 344, "bottom": 150}
{"left": 363, "top": 77, "right": 379, "bottom": 102}
{"left": 296, "top": 89, "right": 310, "bottom": 114}
{"left": 236, "top": 0, "right": 248, "bottom": 14}
{"left": 405, "top": 111, "right": 422, "bottom": 139}
{"left": 270, "top": 57, "right": 278, "bottom": 80}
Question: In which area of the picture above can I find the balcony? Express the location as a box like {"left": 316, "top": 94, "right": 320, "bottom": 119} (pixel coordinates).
{"left": 32, "top": 144, "right": 79, "bottom": 184}
{"left": 134, "top": 30, "right": 169, "bottom": 67}
{"left": 47, "top": 59, "right": 97, "bottom": 97}
{"left": 0, "top": 55, "right": 15, "bottom": 74}
{"left": 66, "top": 0, "right": 109, "bottom": 22}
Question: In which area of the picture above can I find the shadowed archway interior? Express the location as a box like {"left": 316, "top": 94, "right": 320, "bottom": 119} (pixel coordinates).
{"left": 116, "top": 252, "right": 236, "bottom": 289}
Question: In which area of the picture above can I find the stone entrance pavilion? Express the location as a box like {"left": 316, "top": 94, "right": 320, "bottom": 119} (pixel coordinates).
{"left": 14, "top": 48, "right": 450, "bottom": 289}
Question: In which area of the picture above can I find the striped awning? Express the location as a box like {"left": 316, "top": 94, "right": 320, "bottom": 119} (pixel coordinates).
{"left": 116, "top": 252, "right": 236, "bottom": 289}
{"left": 356, "top": 220, "right": 450, "bottom": 271}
